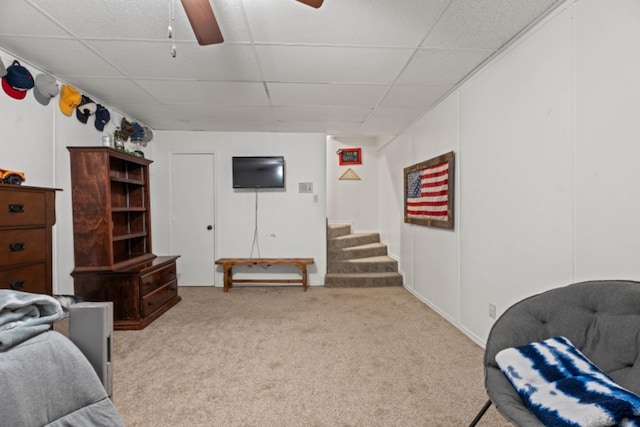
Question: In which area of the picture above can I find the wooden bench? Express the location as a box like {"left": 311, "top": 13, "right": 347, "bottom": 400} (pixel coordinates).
{"left": 214, "top": 258, "right": 315, "bottom": 292}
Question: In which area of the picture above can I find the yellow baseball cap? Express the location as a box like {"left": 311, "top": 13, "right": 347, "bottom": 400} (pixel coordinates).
{"left": 59, "top": 85, "right": 82, "bottom": 116}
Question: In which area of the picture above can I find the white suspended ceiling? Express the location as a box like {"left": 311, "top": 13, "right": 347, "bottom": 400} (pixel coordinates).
{"left": 0, "top": 0, "right": 564, "bottom": 137}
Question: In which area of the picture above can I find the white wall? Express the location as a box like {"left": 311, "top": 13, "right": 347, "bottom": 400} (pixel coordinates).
{"left": 0, "top": 50, "right": 135, "bottom": 295}
{"left": 0, "top": 54, "right": 56, "bottom": 188}
{"left": 326, "top": 136, "right": 379, "bottom": 232}
{"left": 150, "top": 131, "right": 327, "bottom": 286}
{"left": 378, "top": 0, "right": 640, "bottom": 345}
{"left": 573, "top": 0, "right": 640, "bottom": 280}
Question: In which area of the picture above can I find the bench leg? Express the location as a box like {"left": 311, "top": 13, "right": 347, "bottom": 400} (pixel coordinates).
{"left": 223, "top": 265, "right": 232, "bottom": 292}
{"left": 301, "top": 266, "right": 308, "bottom": 291}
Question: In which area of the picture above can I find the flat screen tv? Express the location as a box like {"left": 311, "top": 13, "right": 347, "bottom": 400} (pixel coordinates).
{"left": 232, "top": 156, "right": 285, "bottom": 188}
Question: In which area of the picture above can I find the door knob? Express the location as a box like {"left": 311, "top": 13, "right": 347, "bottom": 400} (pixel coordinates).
{"left": 207, "top": 225, "right": 213, "bottom": 230}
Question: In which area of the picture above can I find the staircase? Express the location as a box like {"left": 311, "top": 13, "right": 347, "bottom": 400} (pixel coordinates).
{"left": 325, "top": 224, "right": 403, "bottom": 288}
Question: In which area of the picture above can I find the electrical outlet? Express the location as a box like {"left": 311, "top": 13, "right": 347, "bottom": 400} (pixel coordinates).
{"left": 489, "top": 303, "right": 496, "bottom": 319}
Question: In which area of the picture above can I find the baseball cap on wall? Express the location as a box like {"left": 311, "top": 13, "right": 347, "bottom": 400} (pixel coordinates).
{"left": 76, "top": 95, "right": 97, "bottom": 124}
{"left": 120, "top": 118, "right": 135, "bottom": 139}
{"left": 130, "top": 122, "right": 143, "bottom": 141}
{"left": 141, "top": 126, "right": 153, "bottom": 144}
{"left": 33, "top": 73, "right": 59, "bottom": 106}
{"left": 94, "top": 104, "right": 111, "bottom": 131}
{"left": 59, "top": 85, "right": 82, "bottom": 116}
{"left": 2, "top": 60, "right": 34, "bottom": 100}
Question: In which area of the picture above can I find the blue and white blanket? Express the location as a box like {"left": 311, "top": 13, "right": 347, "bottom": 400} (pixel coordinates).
{"left": 0, "top": 290, "right": 63, "bottom": 351}
{"left": 496, "top": 336, "right": 640, "bottom": 427}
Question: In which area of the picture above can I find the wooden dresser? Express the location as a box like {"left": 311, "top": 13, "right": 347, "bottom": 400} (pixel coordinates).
{"left": 68, "top": 147, "right": 181, "bottom": 330}
{"left": 0, "top": 185, "right": 60, "bottom": 295}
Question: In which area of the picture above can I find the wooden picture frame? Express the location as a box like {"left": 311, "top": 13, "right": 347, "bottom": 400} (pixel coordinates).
{"left": 338, "top": 148, "right": 362, "bottom": 165}
{"left": 403, "top": 151, "right": 454, "bottom": 229}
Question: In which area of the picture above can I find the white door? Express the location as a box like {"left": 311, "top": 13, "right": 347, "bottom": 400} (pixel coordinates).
{"left": 170, "top": 153, "right": 215, "bottom": 286}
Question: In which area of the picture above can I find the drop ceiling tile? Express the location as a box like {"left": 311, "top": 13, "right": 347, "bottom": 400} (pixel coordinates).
{"left": 208, "top": 0, "right": 253, "bottom": 42}
{"left": 84, "top": 41, "right": 261, "bottom": 81}
{"left": 33, "top": 0, "right": 193, "bottom": 41}
{"left": 0, "top": 36, "right": 122, "bottom": 77}
{"left": 0, "top": 1, "right": 69, "bottom": 37}
{"left": 326, "top": 122, "right": 367, "bottom": 135}
{"left": 256, "top": 45, "right": 413, "bottom": 84}
{"left": 276, "top": 121, "right": 329, "bottom": 133}
{"left": 243, "top": 0, "right": 450, "bottom": 47}
{"left": 170, "top": 104, "right": 275, "bottom": 122}
{"left": 150, "top": 119, "right": 197, "bottom": 131}
{"left": 134, "top": 116, "right": 278, "bottom": 132}
{"left": 423, "top": 0, "right": 560, "bottom": 49}
{"left": 114, "top": 103, "right": 180, "bottom": 127}
{"left": 37, "top": 0, "right": 251, "bottom": 42}
{"left": 361, "top": 106, "right": 425, "bottom": 134}
{"left": 381, "top": 84, "right": 453, "bottom": 107}
{"left": 58, "top": 77, "right": 157, "bottom": 105}
{"left": 397, "top": 48, "right": 493, "bottom": 85}
{"left": 193, "top": 44, "right": 263, "bottom": 81}
{"left": 190, "top": 120, "right": 280, "bottom": 132}
{"left": 274, "top": 106, "right": 371, "bottom": 122}
{"left": 267, "top": 83, "right": 387, "bottom": 107}
{"left": 136, "top": 80, "right": 269, "bottom": 105}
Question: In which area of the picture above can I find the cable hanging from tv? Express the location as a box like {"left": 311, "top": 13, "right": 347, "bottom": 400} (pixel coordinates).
{"left": 250, "top": 187, "right": 260, "bottom": 258}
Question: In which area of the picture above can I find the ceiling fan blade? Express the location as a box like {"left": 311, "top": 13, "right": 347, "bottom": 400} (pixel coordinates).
{"left": 180, "top": 0, "right": 224, "bottom": 45}
{"left": 296, "top": 0, "right": 324, "bottom": 8}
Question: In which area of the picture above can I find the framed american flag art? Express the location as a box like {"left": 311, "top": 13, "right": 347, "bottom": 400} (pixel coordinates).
{"left": 403, "top": 151, "right": 454, "bottom": 229}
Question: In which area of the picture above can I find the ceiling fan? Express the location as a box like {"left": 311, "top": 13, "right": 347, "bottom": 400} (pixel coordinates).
{"left": 180, "top": 0, "right": 324, "bottom": 46}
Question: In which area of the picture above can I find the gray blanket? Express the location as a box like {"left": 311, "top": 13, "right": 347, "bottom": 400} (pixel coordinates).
{"left": 0, "top": 290, "right": 63, "bottom": 351}
{"left": 1, "top": 330, "right": 125, "bottom": 426}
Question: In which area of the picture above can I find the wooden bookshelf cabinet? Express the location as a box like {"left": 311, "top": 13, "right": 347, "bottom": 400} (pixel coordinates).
{"left": 68, "top": 147, "right": 180, "bottom": 330}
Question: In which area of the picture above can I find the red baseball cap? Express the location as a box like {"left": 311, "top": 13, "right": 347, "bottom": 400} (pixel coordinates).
{"left": 2, "top": 77, "right": 28, "bottom": 99}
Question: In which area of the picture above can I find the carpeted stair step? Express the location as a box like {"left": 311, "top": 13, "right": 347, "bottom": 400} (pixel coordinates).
{"left": 328, "top": 242, "right": 388, "bottom": 261}
{"left": 328, "top": 233, "right": 381, "bottom": 251}
{"left": 327, "top": 224, "right": 351, "bottom": 239}
{"left": 324, "top": 272, "right": 403, "bottom": 288}
{"left": 325, "top": 223, "right": 402, "bottom": 288}
{"left": 327, "top": 255, "right": 398, "bottom": 274}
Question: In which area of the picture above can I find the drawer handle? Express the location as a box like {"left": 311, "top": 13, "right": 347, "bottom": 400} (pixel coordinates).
{"left": 8, "top": 203, "right": 25, "bottom": 213}
{"left": 9, "top": 242, "right": 25, "bottom": 252}
{"left": 10, "top": 280, "right": 25, "bottom": 290}
{"left": 148, "top": 301, "right": 154, "bottom": 307}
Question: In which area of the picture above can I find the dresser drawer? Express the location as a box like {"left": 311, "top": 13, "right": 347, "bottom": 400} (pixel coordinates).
{"left": 0, "top": 190, "right": 46, "bottom": 227}
{"left": 0, "top": 263, "right": 47, "bottom": 294}
{"left": 141, "top": 280, "right": 177, "bottom": 317}
{"left": 140, "top": 262, "right": 177, "bottom": 295}
{"left": 0, "top": 228, "right": 47, "bottom": 267}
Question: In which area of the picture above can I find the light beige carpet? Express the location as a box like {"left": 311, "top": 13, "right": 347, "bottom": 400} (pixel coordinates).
{"left": 111, "top": 286, "right": 511, "bottom": 426}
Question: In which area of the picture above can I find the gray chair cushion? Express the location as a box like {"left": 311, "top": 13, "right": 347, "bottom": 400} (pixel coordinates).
{"left": 483, "top": 280, "right": 640, "bottom": 426}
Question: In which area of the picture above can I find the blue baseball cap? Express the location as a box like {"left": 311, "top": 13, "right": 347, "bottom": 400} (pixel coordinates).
{"left": 2, "top": 60, "right": 34, "bottom": 100}
{"left": 94, "top": 104, "right": 111, "bottom": 131}
{"left": 130, "top": 122, "right": 144, "bottom": 141}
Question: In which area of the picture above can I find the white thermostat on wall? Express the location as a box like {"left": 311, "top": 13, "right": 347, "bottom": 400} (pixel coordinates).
{"left": 298, "top": 182, "right": 313, "bottom": 193}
